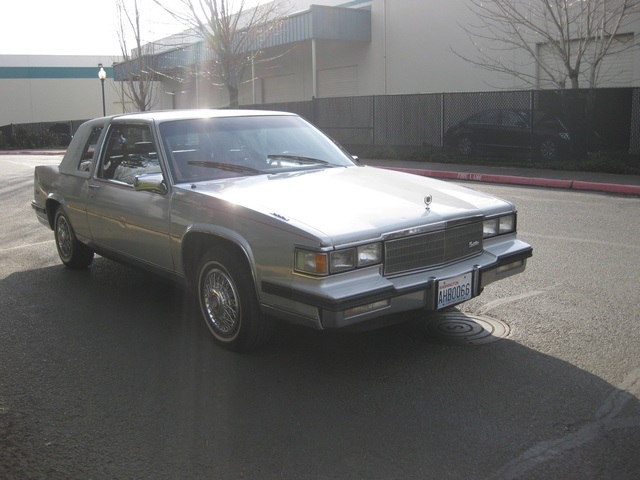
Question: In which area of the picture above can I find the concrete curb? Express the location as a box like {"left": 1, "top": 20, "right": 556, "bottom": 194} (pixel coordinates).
{"left": 0, "top": 150, "right": 66, "bottom": 156}
{"left": 388, "top": 167, "right": 640, "bottom": 196}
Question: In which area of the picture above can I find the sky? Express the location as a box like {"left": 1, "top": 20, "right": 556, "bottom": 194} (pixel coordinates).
{"left": 1, "top": 0, "right": 271, "bottom": 57}
{"left": 0, "top": 0, "right": 186, "bottom": 56}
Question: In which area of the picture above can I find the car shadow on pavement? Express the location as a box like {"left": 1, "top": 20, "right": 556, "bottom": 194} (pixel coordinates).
{"left": 1, "top": 258, "right": 639, "bottom": 480}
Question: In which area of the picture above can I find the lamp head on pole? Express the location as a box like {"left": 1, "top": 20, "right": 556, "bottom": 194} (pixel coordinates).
{"left": 98, "top": 63, "right": 107, "bottom": 117}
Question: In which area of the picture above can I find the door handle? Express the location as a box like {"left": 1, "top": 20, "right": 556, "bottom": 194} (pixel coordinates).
{"left": 89, "top": 184, "right": 101, "bottom": 189}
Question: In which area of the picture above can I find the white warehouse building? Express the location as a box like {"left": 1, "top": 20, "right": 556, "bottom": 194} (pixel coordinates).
{"left": 0, "top": 55, "right": 122, "bottom": 126}
{"left": 1, "top": 0, "right": 638, "bottom": 125}
{"left": 122, "top": 0, "right": 640, "bottom": 110}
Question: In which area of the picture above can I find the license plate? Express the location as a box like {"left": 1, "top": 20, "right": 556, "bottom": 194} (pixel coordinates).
{"left": 437, "top": 272, "right": 473, "bottom": 309}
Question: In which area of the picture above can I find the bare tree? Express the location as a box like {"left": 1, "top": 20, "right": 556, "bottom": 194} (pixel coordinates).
{"left": 454, "top": 0, "right": 640, "bottom": 89}
{"left": 117, "top": 0, "right": 159, "bottom": 111}
{"left": 153, "top": 0, "right": 289, "bottom": 107}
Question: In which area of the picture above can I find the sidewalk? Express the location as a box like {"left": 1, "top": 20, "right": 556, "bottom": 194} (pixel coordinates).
{"left": 2, "top": 149, "right": 639, "bottom": 196}
{"left": 363, "top": 159, "right": 640, "bottom": 196}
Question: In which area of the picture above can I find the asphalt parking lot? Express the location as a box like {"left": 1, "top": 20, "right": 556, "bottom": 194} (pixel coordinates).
{"left": 1, "top": 154, "right": 639, "bottom": 479}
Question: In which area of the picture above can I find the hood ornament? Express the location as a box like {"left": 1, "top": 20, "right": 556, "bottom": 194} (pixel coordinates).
{"left": 424, "top": 194, "right": 433, "bottom": 211}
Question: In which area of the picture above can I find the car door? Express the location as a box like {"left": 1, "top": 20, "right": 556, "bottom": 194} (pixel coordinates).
{"left": 57, "top": 124, "right": 105, "bottom": 243}
{"left": 86, "top": 122, "right": 174, "bottom": 272}
{"left": 467, "top": 110, "right": 502, "bottom": 149}
{"left": 499, "top": 110, "right": 531, "bottom": 152}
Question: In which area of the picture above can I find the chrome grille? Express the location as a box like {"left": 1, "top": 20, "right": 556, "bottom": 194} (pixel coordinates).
{"left": 384, "top": 222, "right": 483, "bottom": 275}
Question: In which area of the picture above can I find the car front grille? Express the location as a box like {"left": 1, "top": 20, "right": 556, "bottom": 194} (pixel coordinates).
{"left": 384, "top": 221, "right": 483, "bottom": 275}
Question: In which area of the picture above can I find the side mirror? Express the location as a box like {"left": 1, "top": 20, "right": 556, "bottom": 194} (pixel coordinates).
{"left": 134, "top": 173, "right": 168, "bottom": 195}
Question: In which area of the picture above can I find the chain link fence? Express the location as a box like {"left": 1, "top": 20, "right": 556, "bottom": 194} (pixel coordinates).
{"left": 0, "top": 120, "right": 87, "bottom": 149}
{"left": 249, "top": 87, "right": 639, "bottom": 159}
{"left": 315, "top": 96, "right": 375, "bottom": 146}
{"left": 4, "top": 88, "right": 638, "bottom": 158}
{"left": 629, "top": 89, "right": 640, "bottom": 155}
{"left": 443, "top": 90, "right": 532, "bottom": 134}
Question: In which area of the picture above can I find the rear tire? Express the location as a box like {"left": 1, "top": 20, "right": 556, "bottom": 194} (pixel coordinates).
{"left": 54, "top": 208, "right": 94, "bottom": 269}
{"left": 539, "top": 138, "right": 559, "bottom": 161}
{"left": 196, "top": 248, "right": 273, "bottom": 352}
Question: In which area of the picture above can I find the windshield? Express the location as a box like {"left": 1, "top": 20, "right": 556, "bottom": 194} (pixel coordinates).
{"left": 159, "top": 115, "right": 356, "bottom": 183}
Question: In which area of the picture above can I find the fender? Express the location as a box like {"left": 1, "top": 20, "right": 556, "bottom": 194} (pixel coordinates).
{"left": 44, "top": 192, "right": 68, "bottom": 228}
{"left": 179, "top": 223, "right": 257, "bottom": 287}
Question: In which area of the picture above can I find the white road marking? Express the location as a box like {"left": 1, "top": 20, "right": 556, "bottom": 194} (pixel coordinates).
{"left": 495, "top": 368, "right": 640, "bottom": 479}
{"left": 0, "top": 240, "right": 54, "bottom": 252}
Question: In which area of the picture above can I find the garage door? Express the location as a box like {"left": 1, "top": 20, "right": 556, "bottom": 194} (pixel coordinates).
{"left": 317, "top": 65, "right": 358, "bottom": 98}
{"left": 263, "top": 74, "right": 296, "bottom": 103}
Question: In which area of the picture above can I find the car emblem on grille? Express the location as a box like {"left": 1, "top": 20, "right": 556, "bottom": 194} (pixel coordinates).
{"left": 469, "top": 240, "right": 480, "bottom": 248}
{"left": 424, "top": 195, "right": 433, "bottom": 211}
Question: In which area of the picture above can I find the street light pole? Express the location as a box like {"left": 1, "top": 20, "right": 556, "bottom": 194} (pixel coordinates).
{"left": 98, "top": 64, "right": 107, "bottom": 117}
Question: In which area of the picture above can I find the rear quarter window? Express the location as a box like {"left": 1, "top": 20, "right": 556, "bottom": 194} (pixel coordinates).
{"left": 77, "top": 127, "right": 104, "bottom": 172}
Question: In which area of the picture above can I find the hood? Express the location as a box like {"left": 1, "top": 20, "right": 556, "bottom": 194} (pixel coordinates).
{"left": 180, "top": 166, "right": 512, "bottom": 244}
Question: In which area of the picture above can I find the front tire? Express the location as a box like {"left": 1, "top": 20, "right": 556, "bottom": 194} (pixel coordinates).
{"left": 54, "top": 208, "right": 94, "bottom": 269}
{"left": 196, "top": 249, "right": 273, "bottom": 352}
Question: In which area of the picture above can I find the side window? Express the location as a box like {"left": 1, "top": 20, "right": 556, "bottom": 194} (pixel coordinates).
{"left": 98, "top": 124, "right": 161, "bottom": 185}
{"left": 501, "top": 111, "right": 527, "bottom": 128}
{"left": 77, "top": 127, "right": 103, "bottom": 172}
{"left": 469, "top": 110, "right": 500, "bottom": 126}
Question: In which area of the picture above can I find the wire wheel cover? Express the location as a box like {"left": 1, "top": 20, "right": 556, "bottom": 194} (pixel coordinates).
{"left": 458, "top": 136, "right": 472, "bottom": 155}
{"left": 202, "top": 267, "right": 240, "bottom": 336}
{"left": 56, "top": 216, "right": 72, "bottom": 259}
{"left": 540, "top": 139, "right": 557, "bottom": 160}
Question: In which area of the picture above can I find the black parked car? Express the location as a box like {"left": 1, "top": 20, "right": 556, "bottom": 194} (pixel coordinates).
{"left": 443, "top": 109, "right": 599, "bottom": 161}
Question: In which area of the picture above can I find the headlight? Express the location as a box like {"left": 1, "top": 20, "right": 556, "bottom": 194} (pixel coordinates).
{"left": 357, "top": 243, "right": 382, "bottom": 267}
{"left": 330, "top": 249, "right": 355, "bottom": 273}
{"left": 296, "top": 242, "right": 382, "bottom": 276}
{"left": 483, "top": 214, "right": 516, "bottom": 238}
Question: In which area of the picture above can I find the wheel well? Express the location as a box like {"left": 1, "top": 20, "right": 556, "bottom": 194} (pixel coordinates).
{"left": 45, "top": 199, "right": 62, "bottom": 229}
{"left": 182, "top": 232, "right": 252, "bottom": 287}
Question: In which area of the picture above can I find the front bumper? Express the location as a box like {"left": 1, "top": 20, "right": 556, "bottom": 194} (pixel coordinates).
{"left": 262, "top": 238, "right": 533, "bottom": 330}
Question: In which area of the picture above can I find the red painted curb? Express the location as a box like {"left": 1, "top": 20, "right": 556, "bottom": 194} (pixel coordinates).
{"left": 571, "top": 181, "right": 640, "bottom": 196}
{"left": 387, "top": 167, "right": 640, "bottom": 196}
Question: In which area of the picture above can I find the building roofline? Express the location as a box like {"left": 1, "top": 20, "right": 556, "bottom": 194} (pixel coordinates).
{"left": 113, "top": 4, "right": 371, "bottom": 80}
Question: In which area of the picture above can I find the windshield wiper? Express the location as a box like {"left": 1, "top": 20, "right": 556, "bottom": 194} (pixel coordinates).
{"left": 188, "top": 161, "right": 262, "bottom": 175}
{"left": 267, "top": 154, "right": 330, "bottom": 166}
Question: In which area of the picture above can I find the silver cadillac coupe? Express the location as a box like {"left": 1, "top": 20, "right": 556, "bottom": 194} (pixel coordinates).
{"left": 32, "top": 110, "right": 532, "bottom": 351}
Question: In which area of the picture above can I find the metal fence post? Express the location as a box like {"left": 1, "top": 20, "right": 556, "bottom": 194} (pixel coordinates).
{"left": 312, "top": 96, "right": 316, "bottom": 126}
{"left": 371, "top": 95, "right": 376, "bottom": 147}
{"left": 630, "top": 89, "right": 640, "bottom": 156}
{"left": 441, "top": 93, "right": 445, "bottom": 149}
{"left": 529, "top": 90, "right": 534, "bottom": 162}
